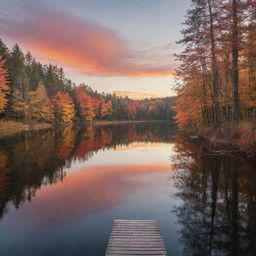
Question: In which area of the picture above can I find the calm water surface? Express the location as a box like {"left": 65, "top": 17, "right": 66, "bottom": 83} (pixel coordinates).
{"left": 0, "top": 122, "right": 255, "bottom": 256}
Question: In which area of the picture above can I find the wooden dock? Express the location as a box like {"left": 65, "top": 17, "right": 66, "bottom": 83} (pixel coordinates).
{"left": 105, "top": 220, "right": 167, "bottom": 256}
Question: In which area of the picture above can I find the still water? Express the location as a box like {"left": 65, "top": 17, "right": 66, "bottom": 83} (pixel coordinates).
{"left": 0, "top": 122, "right": 255, "bottom": 256}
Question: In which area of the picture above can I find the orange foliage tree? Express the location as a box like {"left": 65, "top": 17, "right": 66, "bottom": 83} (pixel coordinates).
{"left": 0, "top": 58, "right": 9, "bottom": 113}
{"left": 27, "top": 85, "right": 54, "bottom": 122}
{"left": 54, "top": 92, "right": 75, "bottom": 122}
{"left": 12, "top": 85, "right": 54, "bottom": 122}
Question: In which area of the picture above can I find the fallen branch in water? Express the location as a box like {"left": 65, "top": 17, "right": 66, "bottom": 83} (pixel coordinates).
{"left": 202, "top": 142, "right": 241, "bottom": 156}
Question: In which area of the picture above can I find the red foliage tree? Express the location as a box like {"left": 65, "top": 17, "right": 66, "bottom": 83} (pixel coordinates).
{"left": 73, "top": 86, "right": 97, "bottom": 121}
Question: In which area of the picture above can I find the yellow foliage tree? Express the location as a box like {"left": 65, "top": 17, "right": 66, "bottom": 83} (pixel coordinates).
{"left": 27, "top": 85, "right": 54, "bottom": 122}
{"left": 12, "top": 85, "right": 54, "bottom": 122}
{"left": 12, "top": 90, "right": 26, "bottom": 119}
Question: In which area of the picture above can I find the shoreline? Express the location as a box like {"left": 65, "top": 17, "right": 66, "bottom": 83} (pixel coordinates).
{"left": 1, "top": 120, "right": 254, "bottom": 160}
{"left": 188, "top": 132, "right": 256, "bottom": 160}
{"left": 0, "top": 120, "right": 52, "bottom": 139}
{"left": 0, "top": 120, "right": 172, "bottom": 138}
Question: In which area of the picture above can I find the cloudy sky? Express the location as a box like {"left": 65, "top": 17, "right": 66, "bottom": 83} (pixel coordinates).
{"left": 0, "top": 0, "right": 190, "bottom": 99}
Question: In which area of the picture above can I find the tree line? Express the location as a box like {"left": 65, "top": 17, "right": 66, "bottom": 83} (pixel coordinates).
{"left": 174, "top": 0, "right": 255, "bottom": 133}
{"left": 0, "top": 39, "right": 175, "bottom": 123}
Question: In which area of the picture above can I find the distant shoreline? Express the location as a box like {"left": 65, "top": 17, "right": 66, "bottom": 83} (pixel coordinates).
{"left": 91, "top": 120, "right": 171, "bottom": 125}
{"left": 0, "top": 120, "right": 173, "bottom": 138}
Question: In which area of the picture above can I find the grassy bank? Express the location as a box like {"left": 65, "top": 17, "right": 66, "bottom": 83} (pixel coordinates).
{"left": 0, "top": 120, "right": 52, "bottom": 138}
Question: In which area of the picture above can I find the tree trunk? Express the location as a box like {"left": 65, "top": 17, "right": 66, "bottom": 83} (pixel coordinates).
{"left": 231, "top": 0, "right": 239, "bottom": 126}
{"left": 207, "top": 0, "right": 221, "bottom": 126}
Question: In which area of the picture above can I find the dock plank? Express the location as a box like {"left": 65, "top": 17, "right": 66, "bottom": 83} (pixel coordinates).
{"left": 106, "top": 220, "right": 167, "bottom": 256}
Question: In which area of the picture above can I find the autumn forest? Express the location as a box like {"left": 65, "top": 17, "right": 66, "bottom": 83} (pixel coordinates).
{"left": 0, "top": 39, "right": 175, "bottom": 124}
{"left": 174, "top": 0, "right": 256, "bottom": 156}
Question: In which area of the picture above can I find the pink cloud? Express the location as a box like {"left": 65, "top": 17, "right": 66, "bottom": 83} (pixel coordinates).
{"left": 0, "top": 4, "right": 173, "bottom": 77}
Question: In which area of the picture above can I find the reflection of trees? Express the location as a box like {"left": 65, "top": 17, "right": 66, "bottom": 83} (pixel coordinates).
{"left": 56, "top": 127, "right": 76, "bottom": 159}
{"left": 0, "top": 129, "right": 67, "bottom": 217}
{"left": 0, "top": 149, "right": 10, "bottom": 215}
{"left": 0, "top": 122, "right": 176, "bottom": 218}
{"left": 172, "top": 135, "right": 256, "bottom": 256}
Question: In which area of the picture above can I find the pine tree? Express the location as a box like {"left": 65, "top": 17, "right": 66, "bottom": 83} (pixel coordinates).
{"left": 0, "top": 39, "right": 9, "bottom": 61}
{"left": 8, "top": 44, "right": 29, "bottom": 94}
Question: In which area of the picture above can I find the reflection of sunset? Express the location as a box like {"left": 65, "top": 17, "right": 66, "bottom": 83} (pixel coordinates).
{"left": 114, "top": 142, "right": 174, "bottom": 151}
{"left": 12, "top": 163, "right": 171, "bottom": 227}
{"left": 0, "top": 123, "right": 175, "bottom": 217}
{"left": 0, "top": 123, "right": 177, "bottom": 256}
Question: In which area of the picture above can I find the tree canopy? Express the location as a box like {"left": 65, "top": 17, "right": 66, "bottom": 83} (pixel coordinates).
{"left": 174, "top": 0, "right": 255, "bottom": 132}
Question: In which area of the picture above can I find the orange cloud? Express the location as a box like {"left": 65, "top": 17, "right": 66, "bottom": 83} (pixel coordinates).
{"left": 0, "top": 4, "right": 173, "bottom": 77}
{"left": 114, "top": 90, "right": 161, "bottom": 99}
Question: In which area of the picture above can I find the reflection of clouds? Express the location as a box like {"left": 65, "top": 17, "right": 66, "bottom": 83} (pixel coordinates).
{"left": 10, "top": 163, "right": 171, "bottom": 229}
{"left": 115, "top": 142, "right": 173, "bottom": 151}
{"left": 82, "top": 142, "right": 174, "bottom": 167}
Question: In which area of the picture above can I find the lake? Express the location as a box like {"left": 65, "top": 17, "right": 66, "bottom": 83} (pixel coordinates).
{"left": 0, "top": 122, "right": 255, "bottom": 256}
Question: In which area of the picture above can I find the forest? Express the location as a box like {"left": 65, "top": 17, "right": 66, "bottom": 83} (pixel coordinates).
{"left": 0, "top": 39, "right": 175, "bottom": 123}
{"left": 173, "top": 0, "right": 255, "bottom": 154}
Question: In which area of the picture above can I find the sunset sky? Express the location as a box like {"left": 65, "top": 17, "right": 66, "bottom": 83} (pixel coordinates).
{"left": 0, "top": 0, "right": 190, "bottom": 99}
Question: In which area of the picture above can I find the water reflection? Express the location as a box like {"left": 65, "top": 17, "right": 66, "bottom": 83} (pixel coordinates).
{"left": 1, "top": 123, "right": 256, "bottom": 256}
{"left": 0, "top": 122, "right": 179, "bottom": 256}
{"left": 172, "top": 134, "right": 256, "bottom": 256}
{"left": 0, "top": 122, "right": 175, "bottom": 219}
